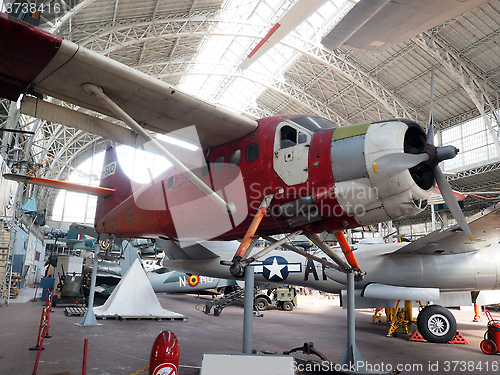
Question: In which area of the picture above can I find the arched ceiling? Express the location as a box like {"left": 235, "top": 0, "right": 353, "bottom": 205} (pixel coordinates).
{"left": 2, "top": 0, "right": 500, "bottom": 223}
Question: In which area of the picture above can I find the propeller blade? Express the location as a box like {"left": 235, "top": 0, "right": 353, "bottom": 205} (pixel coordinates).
{"left": 433, "top": 166, "right": 473, "bottom": 241}
{"left": 372, "top": 153, "right": 429, "bottom": 174}
{"left": 426, "top": 66, "right": 435, "bottom": 146}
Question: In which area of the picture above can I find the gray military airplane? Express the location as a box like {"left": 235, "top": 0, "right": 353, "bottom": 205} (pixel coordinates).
{"left": 159, "top": 201, "right": 500, "bottom": 344}
{"left": 80, "top": 238, "right": 239, "bottom": 296}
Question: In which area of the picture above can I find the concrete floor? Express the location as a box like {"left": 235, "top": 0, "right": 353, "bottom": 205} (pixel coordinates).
{"left": 1, "top": 289, "right": 499, "bottom": 375}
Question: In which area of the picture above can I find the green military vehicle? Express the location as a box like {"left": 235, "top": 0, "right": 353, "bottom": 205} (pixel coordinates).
{"left": 255, "top": 286, "right": 297, "bottom": 311}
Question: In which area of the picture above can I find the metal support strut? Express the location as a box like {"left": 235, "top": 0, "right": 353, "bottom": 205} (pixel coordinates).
{"left": 303, "top": 232, "right": 365, "bottom": 371}
{"left": 222, "top": 194, "right": 273, "bottom": 277}
{"left": 242, "top": 265, "right": 254, "bottom": 354}
{"left": 305, "top": 233, "right": 364, "bottom": 281}
{"left": 82, "top": 83, "right": 236, "bottom": 216}
{"left": 334, "top": 231, "right": 360, "bottom": 270}
{"left": 339, "top": 271, "right": 364, "bottom": 371}
{"left": 78, "top": 243, "right": 100, "bottom": 327}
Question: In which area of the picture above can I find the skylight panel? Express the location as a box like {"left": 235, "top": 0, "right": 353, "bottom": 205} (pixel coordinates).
{"left": 181, "top": 0, "right": 353, "bottom": 114}
{"left": 319, "top": 1, "right": 336, "bottom": 15}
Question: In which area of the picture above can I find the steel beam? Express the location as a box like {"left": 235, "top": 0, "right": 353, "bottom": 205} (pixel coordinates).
{"left": 414, "top": 31, "right": 500, "bottom": 157}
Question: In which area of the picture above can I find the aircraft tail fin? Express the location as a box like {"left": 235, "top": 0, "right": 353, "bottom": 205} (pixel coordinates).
{"left": 120, "top": 240, "right": 143, "bottom": 276}
{"left": 94, "top": 143, "right": 133, "bottom": 230}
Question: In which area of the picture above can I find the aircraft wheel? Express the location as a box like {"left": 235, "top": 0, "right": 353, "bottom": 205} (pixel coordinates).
{"left": 256, "top": 297, "right": 269, "bottom": 311}
{"left": 417, "top": 305, "right": 457, "bottom": 343}
{"left": 282, "top": 301, "right": 294, "bottom": 311}
{"left": 51, "top": 295, "right": 58, "bottom": 307}
{"left": 480, "top": 339, "right": 497, "bottom": 355}
{"left": 213, "top": 307, "right": 221, "bottom": 317}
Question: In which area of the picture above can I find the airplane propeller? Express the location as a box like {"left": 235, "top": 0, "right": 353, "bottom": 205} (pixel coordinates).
{"left": 372, "top": 67, "right": 473, "bottom": 241}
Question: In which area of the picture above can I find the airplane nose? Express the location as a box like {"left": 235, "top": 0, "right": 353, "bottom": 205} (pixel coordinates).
{"left": 330, "top": 120, "right": 434, "bottom": 225}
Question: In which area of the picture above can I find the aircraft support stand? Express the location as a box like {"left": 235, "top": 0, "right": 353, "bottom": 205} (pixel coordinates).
{"left": 339, "top": 271, "right": 364, "bottom": 371}
{"left": 243, "top": 265, "right": 254, "bottom": 354}
{"left": 78, "top": 245, "right": 100, "bottom": 327}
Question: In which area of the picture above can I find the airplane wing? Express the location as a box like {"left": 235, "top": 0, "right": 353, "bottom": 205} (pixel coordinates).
{"left": 321, "top": 0, "right": 490, "bottom": 53}
{"left": 427, "top": 186, "right": 468, "bottom": 205}
{"left": 157, "top": 239, "right": 237, "bottom": 261}
{"left": 0, "top": 13, "right": 258, "bottom": 148}
{"left": 69, "top": 223, "right": 99, "bottom": 239}
{"left": 393, "top": 202, "right": 500, "bottom": 255}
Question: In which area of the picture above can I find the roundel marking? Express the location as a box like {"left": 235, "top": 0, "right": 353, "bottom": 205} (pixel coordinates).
{"left": 188, "top": 275, "right": 200, "bottom": 287}
{"left": 257, "top": 256, "right": 302, "bottom": 282}
{"left": 100, "top": 240, "right": 112, "bottom": 251}
{"left": 262, "top": 256, "right": 288, "bottom": 282}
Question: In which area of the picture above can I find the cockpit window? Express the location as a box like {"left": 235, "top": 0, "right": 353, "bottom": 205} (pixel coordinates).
{"left": 290, "top": 116, "right": 337, "bottom": 132}
{"left": 280, "top": 125, "right": 297, "bottom": 149}
{"left": 298, "top": 132, "right": 307, "bottom": 144}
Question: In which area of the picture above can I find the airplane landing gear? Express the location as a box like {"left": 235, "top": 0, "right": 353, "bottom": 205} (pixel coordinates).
{"left": 417, "top": 305, "right": 457, "bottom": 343}
{"left": 229, "top": 259, "right": 246, "bottom": 278}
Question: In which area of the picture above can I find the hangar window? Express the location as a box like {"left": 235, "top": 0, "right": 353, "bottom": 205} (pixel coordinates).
{"left": 185, "top": 166, "right": 196, "bottom": 182}
{"left": 52, "top": 145, "right": 169, "bottom": 225}
{"left": 214, "top": 155, "right": 225, "bottom": 173}
{"left": 229, "top": 149, "right": 241, "bottom": 167}
{"left": 167, "top": 176, "right": 174, "bottom": 190}
{"left": 246, "top": 142, "right": 259, "bottom": 162}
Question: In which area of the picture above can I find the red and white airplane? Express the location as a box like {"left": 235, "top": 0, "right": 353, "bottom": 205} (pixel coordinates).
{"left": 0, "top": 12, "right": 472, "bottom": 278}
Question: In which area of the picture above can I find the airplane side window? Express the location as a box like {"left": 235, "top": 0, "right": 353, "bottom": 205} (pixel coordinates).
{"left": 229, "top": 149, "right": 241, "bottom": 167}
{"left": 280, "top": 125, "right": 297, "bottom": 149}
{"left": 200, "top": 164, "right": 209, "bottom": 177}
{"left": 186, "top": 166, "right": 196, "bottom": 182}
{"left": 167, "top": 176, "right": 174, "bottom": 190}
{"left": 298, "top": 132, "right": 307, "bottom": 144}
{"left": 246, "top": 142, "right": 259, "bottom": 162}
{"left": 214, "top": 155, "right": 225, "bottom": 173}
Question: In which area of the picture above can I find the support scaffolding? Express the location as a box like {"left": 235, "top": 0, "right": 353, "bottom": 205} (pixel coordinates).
{"left": 0, "top": 216, "right": 15, "bottom": 306}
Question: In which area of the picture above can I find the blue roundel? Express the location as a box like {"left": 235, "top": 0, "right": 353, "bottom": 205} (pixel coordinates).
{"left": 262, "top": 256, "right": 289, "bottom": 282}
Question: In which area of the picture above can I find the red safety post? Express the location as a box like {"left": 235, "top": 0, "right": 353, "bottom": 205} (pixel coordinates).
{"left": 473, "top": 302, "right": 482, "bottom": 322}
{"left": 149, "top": 331, "right": 180, "bottom": 375}
{"left": 44, "top": 291, "right": 53, "bottom": 338}
{"left": 82, "top": 338, "right": 88, "bottom": 375}
{"left": 32, "top": 324, "right": 48, "bottom": 375}
{"left": 29, "top": 306, "right": 47, "bottom": 350}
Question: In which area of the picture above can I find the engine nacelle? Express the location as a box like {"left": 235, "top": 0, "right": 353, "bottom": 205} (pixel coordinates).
{"left": 331, "top": 119, "right": 432, "bottom": 225}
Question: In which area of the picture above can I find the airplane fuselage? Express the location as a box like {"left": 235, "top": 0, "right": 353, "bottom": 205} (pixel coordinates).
{"left": 148, "top": 271, "right": 230, "bottom": 294}
{"left": 162, "top": 242, "right": 500, "bottom": 294}
{"left": 95, "top": 116, "right": 434, "bottom": 243}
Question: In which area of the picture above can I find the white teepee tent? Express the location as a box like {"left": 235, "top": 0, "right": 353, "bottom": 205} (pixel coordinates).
{"left": 93, "top": 258, "right": 185, "bottom": 319}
